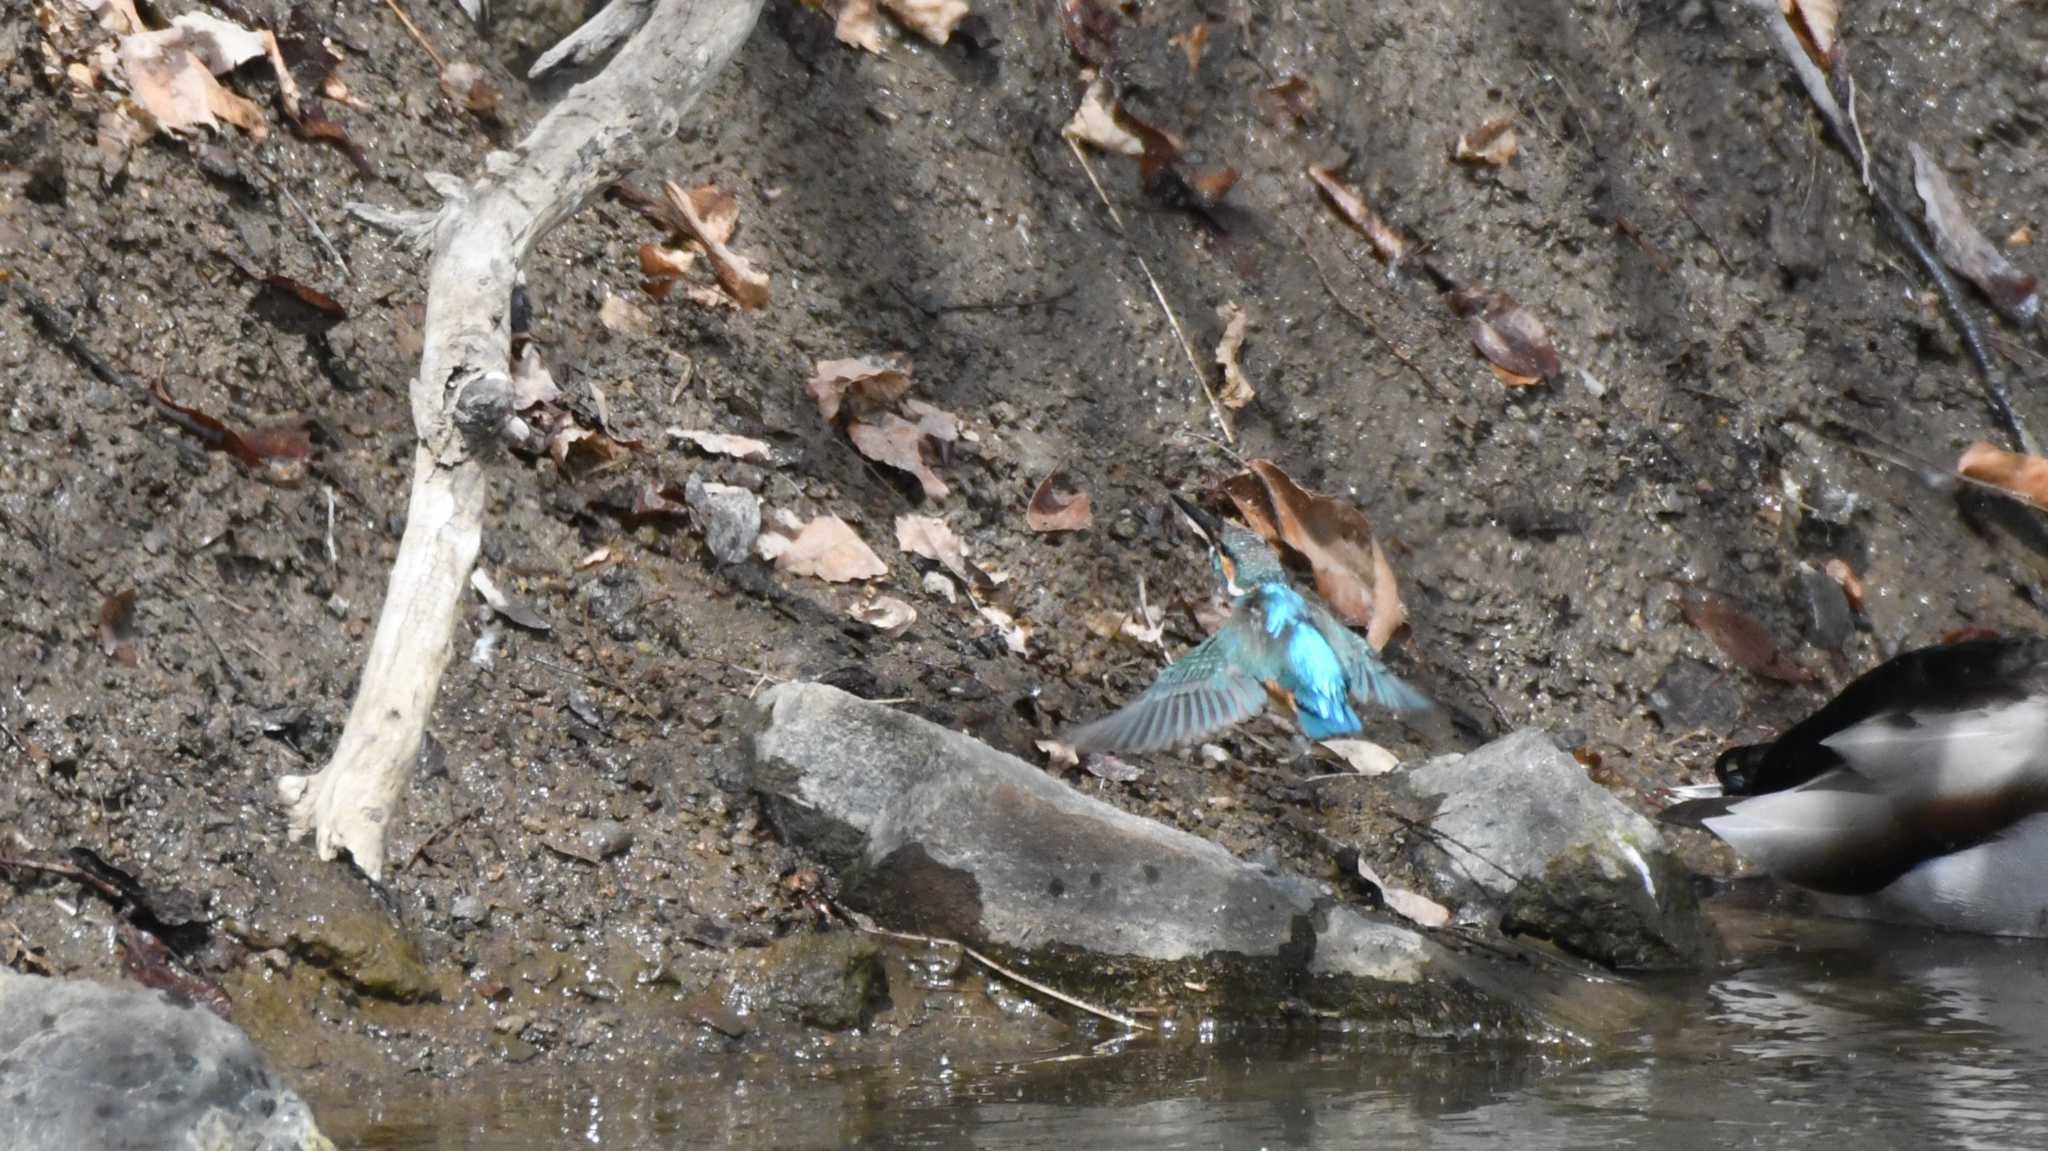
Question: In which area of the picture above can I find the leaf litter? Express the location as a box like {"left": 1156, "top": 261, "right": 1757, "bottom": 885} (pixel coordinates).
{"left": 810, "top": 357, "right": 961, "bottom": 501}
{"left": 1218, "top": 460, "right": 1408, "bottom": 650}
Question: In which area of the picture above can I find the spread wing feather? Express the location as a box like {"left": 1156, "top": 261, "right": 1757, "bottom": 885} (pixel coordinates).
{"left": 1066, "top": 631, "right": 1269, "bottom": 753}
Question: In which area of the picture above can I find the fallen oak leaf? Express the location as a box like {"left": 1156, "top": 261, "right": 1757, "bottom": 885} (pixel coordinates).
{"left": 117, "top": 28, "right": 268, "bottom": 138}
{"left": 895, "top": 513, "right": 969, "bottom": 579}
{"left": 1910, "top": 142, "right": 2040, "bottom": 325}
{"left": 1025, "top": 470, "right": 1093, "bottom": 532}
{"left": 978, "top": 604, "right": 1031, "bottom": 655}
{"left": 1319, "top": 738, "right": 1399, "bottom": 776}
{"left": 147, "top": 378, "right": 309, "bottom": 469}
{"left": 663, "top": 179, "right": 769, "bottom": 309}
{"left": 1064, "top": 74, "right": 1144, "bottom": 157}
{"left": 1677, "top": 590, "right": 1815, "bottom": 683}
{"left": 1306, "top": 164, "right": 1411, "bottom": 265}
{"left": 638, "top": 244, "right": 698, "bottom": 300}
{"left": 776, "top": 515, "right": 888, "bottom": 582}
{"left": 1214, "top": 302, "right": 1255, "bottom": 410}
{"left": 1450, "top": 288, "right": 1561, "bottom": 382}
{"left": 1220, "top": 460, "right": 1407, "bottom": 650}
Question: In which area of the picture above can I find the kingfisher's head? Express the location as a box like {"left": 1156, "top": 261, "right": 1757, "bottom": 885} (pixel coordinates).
{"left": 1171, "top": 494, "right": 1286, "bottom": 598}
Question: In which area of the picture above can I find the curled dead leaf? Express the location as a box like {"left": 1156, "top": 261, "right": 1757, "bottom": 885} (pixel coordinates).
{"left": 1451, "top": 289, "right": 1561, "bottom": 382}
{"left": 978, "top": 604, "right": 1031, "bottom": 656}
{"left": 663, "top": 179, "right": 769, "bottom": 309}
{"left": 808, "top": 357, "right": 912, "bottom": 422}
{"left": 1958, "top": 441, "right": 2048, "bottom": 509}
{"left": 849, "top": 595, "right": 917, "bottom": 636}
{"left": 1910, "top": 142, "right": 2040, "bottom": 325}
{"left": 1823, "top": 557, "right": 1865, "bottom": 612}
{"left": 1306, "top": 164, "right": 1411, "bottom": 265}
{"left": 776, "top": 515, "right": 888, "bottom": 582}
{"left": 1782, "top": 0, "right": 1840, "bottom": 67}
{"left": 117, "top": 28, "right": 267, "bottom": 137}
{"left": 1453, "top": 115, "right": 1517, "bottom": 168}
{"left": 879, "top": 0, "right": 968, "bottom": 44}
{"left": 1064, "top": 74, "right": 1144, "bottom": 157}
{"left": 1025, "top": 471, "right": 1093, "bottom": 532}
{"left": 1219, "top": 460, "right": 1407, "bottom": 650}
{"left": 895, "top": 513, "right": 969, "bottom": 579}
{"left": 1677, "top": 590, "right": 1815, "bottom": 683}
{"left": 638, "top": 243, "right": 697, "bottom": 299}
{"left": 1214, "top": 302, "right": 1254, "bottom": 410}
{"left": 667, "top": 427, "right": 771, "bottom": 461}
{"left": 851, "top": 414, "right": 950, "bottom": 500}
{"left": 1256, "top": 75, "right": 1316, "bottom": 126}
{"left": 835, "top": 0, "right": 884, "bottom": 53}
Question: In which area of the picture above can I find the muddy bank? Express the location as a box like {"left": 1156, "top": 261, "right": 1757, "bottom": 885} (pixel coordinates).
{"left": 6, "top": 0, "right": 2048, "bottom": 1106}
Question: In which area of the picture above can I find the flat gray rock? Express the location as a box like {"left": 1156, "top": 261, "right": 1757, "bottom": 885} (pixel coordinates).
{"left": 750, "top": 682, "right": 1523, "bottom": 1025}
{"left": 1401, "top": 728, "right": 1709, "bottom": 970}
{"left": 0, "top": 969, "right": 332, "bottom": 1151}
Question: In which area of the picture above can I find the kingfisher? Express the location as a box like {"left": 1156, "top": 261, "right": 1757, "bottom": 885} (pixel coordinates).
{"left": 1067, "top": 495, "right": 1432, "bottom": 753}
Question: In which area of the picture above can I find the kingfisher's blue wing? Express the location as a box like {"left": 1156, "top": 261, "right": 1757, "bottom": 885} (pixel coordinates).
{"left": 1066, "top": 631, "right": 1270, "bottom": 753}
{"left": 1303, "top": 601, "right": 1433, "bottom": 713}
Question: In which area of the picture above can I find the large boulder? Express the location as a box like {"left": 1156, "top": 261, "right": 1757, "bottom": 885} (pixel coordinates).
{"left": 1397, "top": 729, "right": 1709, "bottom": 970}
{"left": 0, "top": 969, "right": 333, "bottom": 1151}
{"left": 749, "top": 683, "right": 1529, "bottom": 1031}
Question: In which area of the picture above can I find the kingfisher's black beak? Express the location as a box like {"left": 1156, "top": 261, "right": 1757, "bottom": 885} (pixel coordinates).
{"left": 1170, "top": 493, "right": 1224, "bottom": 547}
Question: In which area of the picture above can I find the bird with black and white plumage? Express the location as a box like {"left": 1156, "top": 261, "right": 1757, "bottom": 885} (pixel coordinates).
{"left": 1064, "top": 495, "right": 1431, "bottom": 755}
{"left": 1660, "top": 633, "right": 2048, "bottom": 938}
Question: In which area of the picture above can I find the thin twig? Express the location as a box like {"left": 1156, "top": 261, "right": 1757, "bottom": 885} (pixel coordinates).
{"left": 0, "top": 718, "right": 28, "bottom": 758}
{"left": 399, "top": 804, "right": 481, "bottom": 873}
{"left": 381, "top": 0, "right": 447, "bottom": 70}
{"left": 851, "top": 915, "right": 1152, "bottom": 1032}
{"left": 1295, "top": 223, "right": 1445, "bottom": 399}
{"left": 280, "top": 185, "right": 351, "bottom": 278}
{"left": 184, "top": 602, "right": 247, "bottom": 699}
{"left": 1743, "top": 1, "right": 2030, "bottom": 453}
{"left": 1064, "top": 137, "right": 1233, "bottom": 446}
{"left": 525, "top": 654, "right": 644, "bottom": 708}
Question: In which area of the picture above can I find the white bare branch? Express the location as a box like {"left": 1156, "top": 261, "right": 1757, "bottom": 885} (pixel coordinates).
{"left": 280, "top": 0, "right": 763, "bottom": 879}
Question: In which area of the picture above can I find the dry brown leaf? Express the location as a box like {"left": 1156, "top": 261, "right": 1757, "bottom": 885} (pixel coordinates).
{"left": 849, "top": 595, "right": 917, "bottom": 636}
{"left": 835, "top": 0, "right": 885, "bottom": 53}
{"left": 1220, "top": 460, "right": 1407, "bottom": 650}
{"left": 1959, "top": 441, "right": 2048, "bottom": 508}
{"left": 1822, "top": 557, "right": 1865, "bottom": 612}
{"left": 903, "top": 398, "right": 960, "bottom": 444}
{"left": 1354, "top": 859, "right": 1451, "bottom": 928}
{"left": 1454, "top": 115, "right": 1518, "bottom": 167}
{"left": 978, "top": 604, "right": 1031, "bottom": 655}
{"left": 1306, "top": 164, "right": 1411, "bottom": 265}
{"left": 879, "top": 0, "right": 969, "bottom": 44}
{"left": 1025, "top": 471, "right": 1093, "bottom": 532}
{"left": 851, "top": 415, "right": 949, "bottom": 500}
{"left": 895, "top": 513, "right": 968, "bottom": 578}
{"left": 1910, "top": 142, "right": 2040, "bottom": 325}
{"left": 1036, "top": 739, "right": 1080, "bottom": 769}
{"left": 776, "top": 515, "right": 888, "bottom": 582}
{"left": 638, "top": 243, "right": 698, "bottom": 299}
{"left": 808, "top": 357, "right": 912, "bottom": 422}
{"left": 1677, "top": 591, "right": 1815, "bottom": 683}
{"left": 1256, "top": 75, "right": 1316, "bottom": 125}
{"left": 1782, "top": 0, "right": 1840, "bottom": 67}
{"left": 438, "top": 60, "right": 501, "bottom": 119}
{"left": 118, "top": 29, "right": 267, "bottom": 137}
{"left": 1214, "top": 302, "right": 1254, "bottom": 410}
{"left": 1168, "top": 21, "right": 1207, "bottom": 75}
{"left": 547, "top": 423, "right": 636, "bottom": 474}
{"left": 98, "top": 588, "right": 139, "bottom": 666}
{"left": 599, "top": 290, "right": 655, "bottom": 336}
{"left": 170, "top": 12, "right": 268, "bottom": 73}
{"left": 668, "top": 427, "right": 771, "bottom": 460}
{"left": 2010, "top": 225, "right": 2034, "bottom": 247}
{"left": 1451, "top": 289, "right": 1561, "bottom": 382}
{"left": 663, "top": 179, "right": 769, "bottom": 309}
{"left": 1064, "top": 75, "right": 1144, "bottom": 157}
{"left": 683, "top": 184, "right": 739, "bottom": 247}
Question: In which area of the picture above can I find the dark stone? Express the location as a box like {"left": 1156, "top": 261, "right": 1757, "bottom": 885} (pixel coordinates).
{"left": 1647, "top": 656, "right": 1742, "bottom": 733}
{"left": 1793, "top": 564, "right": 1855, "bottom": 650}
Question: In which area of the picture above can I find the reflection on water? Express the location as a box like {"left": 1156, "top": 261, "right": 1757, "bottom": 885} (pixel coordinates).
{"left": 317, "top": 914, "right": 2048, "bottom": 1151}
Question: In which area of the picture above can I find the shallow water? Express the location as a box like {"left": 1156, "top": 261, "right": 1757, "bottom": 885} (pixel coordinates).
{"left": 316, "top": 911, "right": 2048, "bottom": 1150}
